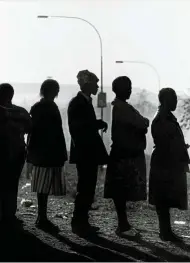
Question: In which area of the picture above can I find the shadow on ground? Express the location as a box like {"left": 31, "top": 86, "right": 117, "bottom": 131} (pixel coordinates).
{"left": 0, "top": 225, "right": 90, "bottom": 262}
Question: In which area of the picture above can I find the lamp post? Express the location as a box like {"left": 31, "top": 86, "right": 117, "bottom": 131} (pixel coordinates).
{"left": 115, "top": 60, "right": 161, "bottom": 90}
{"left": 37, "top": 15, "right": 105, "bottom": 138}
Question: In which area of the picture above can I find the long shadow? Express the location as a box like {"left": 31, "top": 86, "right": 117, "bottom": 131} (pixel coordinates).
{"left": 84, "top": 232, "right": 161, "bottom": 262}
{"left": 44, "top": 227, "right": 161, "bottom": 261}
{"left": 42, "top": 227, "right": 134, "bottom": 261}
{"left": 55, "top": 232, "right": 134, "bottom": 261}
{"left": 0, "top": 225, "right": 91, "bottom": 262}
{"left": 101, "top": 231, "right": 190, "bottom": 262}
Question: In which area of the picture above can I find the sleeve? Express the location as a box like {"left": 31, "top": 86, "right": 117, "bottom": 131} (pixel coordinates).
{"left": 67, "top": 100, "right": 97, "bottom": 145}
{"left": 152, "top": 118, "right": 188, "bottom": 164}
{"left": 113, "top": 103, "right": 149, "bottom": 130}
{"left": 6, "top": 107, "right": 32, "bottom": 134}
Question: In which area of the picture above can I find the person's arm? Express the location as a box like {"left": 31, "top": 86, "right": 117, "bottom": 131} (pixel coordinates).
{"left": 68, "top": 101, "right": 97, "bottom": 145}
{"left": 96, "top": 119, "right": 108, "bottom": 132}
{"left": 114, "top": 103, "right": 149, "bottom": 130}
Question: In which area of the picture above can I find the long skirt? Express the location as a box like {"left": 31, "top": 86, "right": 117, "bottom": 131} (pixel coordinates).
{"left": 149, "top": 166, "right": 188, "bottom": 210}
{"left": 104, "top": 149, "right": 147, "bottom": 201}
{"left": 30, "top": 165, "right": 66, "bottom": 196}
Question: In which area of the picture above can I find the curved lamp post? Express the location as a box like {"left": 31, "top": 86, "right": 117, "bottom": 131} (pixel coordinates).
{"left": 37, "top": 15, "right": 104, "bottom": 138}
{"left": 115, "top": 60, "right": 161, "bottom": 90}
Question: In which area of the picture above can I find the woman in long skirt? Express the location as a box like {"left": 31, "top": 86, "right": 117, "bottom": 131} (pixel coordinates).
{"left": 149, "top": 88, "right": 189, "bottom": 241}
{"left": 27, "top": 79, "right": 67, "bottom": 230}
{"left": 104, "top": 76, "right": 149, "bottom": 235}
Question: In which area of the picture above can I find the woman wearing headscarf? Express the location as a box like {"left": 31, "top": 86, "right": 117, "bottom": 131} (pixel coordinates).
{"left": 149, "top": 88, "right": 189, "bottom": 241}
{"left": 104, "top": 76, "right": 149, "bottom": 236}
{"left": 27, "top": 79, "right": 67, "bottom": 230}
{"left": 68, "top": 69, "right": 108, "bottom": 236}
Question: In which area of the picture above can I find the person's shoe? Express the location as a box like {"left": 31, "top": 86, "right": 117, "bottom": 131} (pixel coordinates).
{"left": 115, "top": 225, "right": 138, "bottom": 237}
{"left": 159, "top": 231, "right": 182, "bottom": 242}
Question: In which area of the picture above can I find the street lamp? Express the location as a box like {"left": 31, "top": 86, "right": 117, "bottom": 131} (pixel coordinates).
{"left": 37, "top": 15, "right": 105, "bottom": 138}
{"left": 115, "top": 60, "right": 161, "bottom": 90}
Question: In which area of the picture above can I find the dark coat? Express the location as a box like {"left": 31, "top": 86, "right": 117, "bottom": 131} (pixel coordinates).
{"left": 68, "top": 92, "right": 108, "bottom": 165}
{"left": 149, "top": 109, "right": 189, "bottom": 209}
{"left": 27, "top": 99, "right": 67, "bottom": 167}
{"left": 0, "top": 104, "right": 31, "bottom": 160}
{"left": 104, "top": 98, "right": 148, "bottom": 200}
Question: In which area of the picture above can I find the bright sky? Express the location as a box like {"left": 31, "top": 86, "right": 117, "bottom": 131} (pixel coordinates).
{"left": 0, "top": 0, "right": 190, "bottom": 95}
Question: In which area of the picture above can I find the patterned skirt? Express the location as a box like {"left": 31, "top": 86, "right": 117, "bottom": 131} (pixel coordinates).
{"left": 30, "top": 165, "right": 66, "bottom": 196}
{"left": 104, "top": 149, "right": 147, "bottom": 201}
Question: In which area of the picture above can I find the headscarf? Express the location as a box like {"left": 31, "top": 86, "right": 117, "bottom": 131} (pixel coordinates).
{"left": 77, "top": 70, "right": 99, "bottom": 87}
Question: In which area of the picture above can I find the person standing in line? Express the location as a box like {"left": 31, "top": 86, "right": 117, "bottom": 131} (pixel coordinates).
{"left": 27, "top": 79, "right": 67, "bottom": 231}
{"left": 149, "top": 88, "right": 189, "bottom": 242}
{"left": 104, "top": 76, "right": 149, "bottom": 236}
{"left": 68, "top": 70, "right": 108, "bottom": 236}
{"left": 0, "top": 83, "right": 31, "bottom": 226}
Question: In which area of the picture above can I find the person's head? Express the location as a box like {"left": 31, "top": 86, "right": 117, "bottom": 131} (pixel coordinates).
{"left": 40, "top": 79, "right": 60, "bottom": 100}
{"left": 112, "top": 76, "right": 132, "bottom": 101}
{"left": 158, "top": 87, "right": 177, "bottom": 112}
{"left": 0, "top": 83, "right": 14, "bottom": 104}
{"left": 77, "top": 70, "right": 99, "bottom": 96}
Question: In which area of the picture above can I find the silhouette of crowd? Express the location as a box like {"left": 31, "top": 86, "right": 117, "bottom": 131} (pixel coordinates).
{"left": 0, "top": 69, "right": 189, "bottom": 242}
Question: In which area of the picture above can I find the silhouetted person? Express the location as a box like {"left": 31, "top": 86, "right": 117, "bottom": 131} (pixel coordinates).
{"left": 149, "top": 88, "right": 189, "bottom": 242}
{"left": 104, "top": 76, "right": 149, "bottom": 235}
{"left": 0, "top": 83, "right": 31, "bottom": 225}
{"left": 68, "top": 70, "right": 108, "bottom": 235}
{"left": 27, "top": 79, "right": 67, "bottom": 230}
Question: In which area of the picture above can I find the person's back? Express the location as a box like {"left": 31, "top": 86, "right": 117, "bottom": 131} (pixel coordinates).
{"left": 27, "top": 99, "right": 67, "bottom": 167}
{"left": 68, "top": 91, "right": 107, "bottom": 164}
{"left": 111, "top": 99, "right": 147, "bottom": 157}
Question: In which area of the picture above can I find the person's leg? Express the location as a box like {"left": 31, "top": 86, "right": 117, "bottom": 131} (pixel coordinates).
{"left": 36, "top": 193, "right": 48, "bottom": 223}
{"left": 156, "top": 205, "right": 171, "bottom": 235}
{"left": 72, "top": 163, "right": 98, "bottom": 231}
{"left": 9, "top": 151, "right": 26, "bottom": 220}
{"left": 113, "top": 196, "right": 131, "bottom": 232}
{"left": 156, "top": 205, "right": 181, "bottom": 241}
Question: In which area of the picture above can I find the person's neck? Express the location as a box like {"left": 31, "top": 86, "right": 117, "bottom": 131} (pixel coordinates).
{"left": 81, "top": 91, "right": 91, "bottom": 97}
{"left": 0, "top": 100, "right": 12, "bottom": 107}
{"left": 159, "top": 105, "right": 171, "bottom": 114}
{"left": 116, "top": 96, "right": 126, "bottom": 102}
{"left": 42, "top": 97, "right": 55, "bottom": 102}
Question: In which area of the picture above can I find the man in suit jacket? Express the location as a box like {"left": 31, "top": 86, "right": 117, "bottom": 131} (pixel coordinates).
{"left": 68, "top": 70, "right": 108, "bottom": 236}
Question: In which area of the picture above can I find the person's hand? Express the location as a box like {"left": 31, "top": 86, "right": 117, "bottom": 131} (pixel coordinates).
{"left": 102, "top": 122, "right": 108, "bottom": 132}
{"left": 186, "top": 144, "right": 190, "bottom": 149}
{"left": 98, "top": 119, "right": 108, "bottom": 132}
{"left": 145, "top": 118, "right": 149, "bottom": 127}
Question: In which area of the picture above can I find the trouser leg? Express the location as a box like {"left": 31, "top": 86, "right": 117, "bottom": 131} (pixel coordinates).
{"left": 72, "top": 163, "right": 98, "bottom": 225}
{"left": 2, "top": 152, "right": 25, "bottom": 221}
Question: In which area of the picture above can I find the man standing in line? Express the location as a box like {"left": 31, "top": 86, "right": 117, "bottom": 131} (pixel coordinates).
{"left": 68, "top": 70, "right": 108, "bottom": 236}
{"left": 0, "top": 83, "right": 31, "bottom": 226}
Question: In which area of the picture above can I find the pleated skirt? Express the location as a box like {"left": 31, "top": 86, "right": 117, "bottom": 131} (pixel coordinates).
{"left": 31, "top": 165, "right": 66, "bottom": 196}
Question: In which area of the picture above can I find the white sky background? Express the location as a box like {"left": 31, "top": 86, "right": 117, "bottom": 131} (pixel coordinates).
{"left": 0, "top": 0, "right": 190, "bottom": 96}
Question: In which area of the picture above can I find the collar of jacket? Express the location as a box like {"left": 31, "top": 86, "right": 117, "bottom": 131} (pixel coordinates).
{"left": 78, "top": 91, "right": 92, "bottom": 103}
{"left": 111, "top": 98, "right": 127, "bottom": 106}
{"left": 158, "top": 106, "right": 177, "bottom": 122}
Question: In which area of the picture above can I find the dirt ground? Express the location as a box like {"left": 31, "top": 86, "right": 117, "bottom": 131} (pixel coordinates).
{"left": 1, "top": 164, "right": 190, "bottom": 262}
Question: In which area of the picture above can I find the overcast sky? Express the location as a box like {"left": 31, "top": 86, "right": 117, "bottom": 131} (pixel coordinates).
{"left": 0, "top": 0, "right": 190, "bottom": 95}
